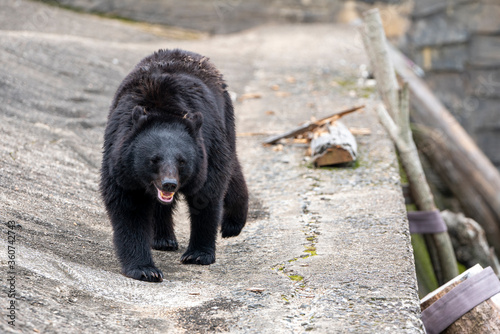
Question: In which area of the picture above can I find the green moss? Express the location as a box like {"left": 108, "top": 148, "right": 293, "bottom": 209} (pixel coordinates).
{"left": 406, "top": 204, "right": 418, "bottom": 212}
{"left": 303, "top": 245, "right": 317, "bottom": 256}
{"left": 411, "top": 233, "right": 439, "bottom": 298}
{"left": 332, "top": 77, "right": 375, "bottom": 98}
{"left": 397, "top": 153, "right": 409, "bottom": 184}
{"left": 358, "top": 86, "right": 376, "bottom": 98}
{"left": 271, "top": 264, "right": 285, "bottom": 271}
{"left": 334, "top": 78, "right": 357, "bottom": 88}
{"left": 304, "top": 161, "right": 315, "bottom": 169}
{"left": 288, "top": 274, "right": 304, "bottom": 282}
{"left": 457, "top": 262, "right": 467, "bottom": 274}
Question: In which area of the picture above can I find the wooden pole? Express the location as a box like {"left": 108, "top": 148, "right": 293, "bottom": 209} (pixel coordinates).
{"left": 362, "top": 9, "right": 399, "bottom": 119}
{"left": 363, "top": 8, "right": 458, "bottom": 283}
{"left": 377, "top": 103, "right": 458, "bottom": 283}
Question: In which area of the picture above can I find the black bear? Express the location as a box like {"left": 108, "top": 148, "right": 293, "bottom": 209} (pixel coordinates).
{"left": 100, "top": 49, "right": 248, "bottom": 282}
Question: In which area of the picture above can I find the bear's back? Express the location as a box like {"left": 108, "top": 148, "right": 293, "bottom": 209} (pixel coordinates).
{"left": 111, "top": 49, "right": 226, "bottom": 112}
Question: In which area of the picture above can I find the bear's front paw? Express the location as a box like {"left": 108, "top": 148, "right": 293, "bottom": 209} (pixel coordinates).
{"left": 181, "top": 249, "right": 215, "bottom": 265}
{"left": 152, "top": 238, "right": 179, "bottom": 251}
{"left": 123, "top": 265, "right": 164, "bottom": 283}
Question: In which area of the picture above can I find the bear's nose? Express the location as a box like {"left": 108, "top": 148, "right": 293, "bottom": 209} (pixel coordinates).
{"left": 161, "top": 178, "right": 177, "bottom": 192}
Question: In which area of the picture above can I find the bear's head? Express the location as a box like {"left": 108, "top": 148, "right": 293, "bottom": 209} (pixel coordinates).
{"left": 130, "top": 107, "right": 206, "bottom": 204}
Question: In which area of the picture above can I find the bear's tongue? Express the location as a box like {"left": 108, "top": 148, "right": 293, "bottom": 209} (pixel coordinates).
{"left": 157, "top": 189, "right": 174, "bottom": 203}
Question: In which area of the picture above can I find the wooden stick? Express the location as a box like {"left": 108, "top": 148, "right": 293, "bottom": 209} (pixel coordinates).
{"left": 262, "top": 105, "right": 364, "bottom": 145}
{"left": 377, "top": 103, "right": 458, "bottom": 284}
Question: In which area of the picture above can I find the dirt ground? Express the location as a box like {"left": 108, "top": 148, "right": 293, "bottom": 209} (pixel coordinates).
{"left": 0, "top": 1, "right": 422, "bottom": 333}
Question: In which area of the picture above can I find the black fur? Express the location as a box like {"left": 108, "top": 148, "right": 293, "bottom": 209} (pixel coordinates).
{"left": 100, "top": 49, "right": 248, "bottom": 282}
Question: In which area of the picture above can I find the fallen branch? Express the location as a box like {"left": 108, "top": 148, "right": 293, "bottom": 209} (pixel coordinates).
{"left": 262, "top": 105, "right": 364, "bottom": 146}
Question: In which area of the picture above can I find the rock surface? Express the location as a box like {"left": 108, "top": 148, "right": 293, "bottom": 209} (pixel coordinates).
{"left": 41, "top": 0, "right": 346, "bottom": 34}
{"left": 0, "top": 1, "right": 422, "bottom": 332}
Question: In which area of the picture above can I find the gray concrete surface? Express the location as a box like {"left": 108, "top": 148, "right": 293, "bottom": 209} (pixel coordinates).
{"left": 0, "top": 1, "right": 423, "bottom": 332}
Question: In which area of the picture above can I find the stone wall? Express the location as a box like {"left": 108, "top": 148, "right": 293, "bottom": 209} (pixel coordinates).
{"left": 405, "top": 0, "right": 500, "bottom": 168}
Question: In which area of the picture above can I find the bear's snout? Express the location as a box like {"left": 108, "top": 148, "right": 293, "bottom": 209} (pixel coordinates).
{"left": 161, "top": 178, "right": 178, "bottom": 192}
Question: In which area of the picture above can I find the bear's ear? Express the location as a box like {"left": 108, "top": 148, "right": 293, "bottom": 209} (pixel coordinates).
{"left": 190, "top": 112, "right": 203, "bottom": 132}
{"left": 132, "top": 106, "right": 148, "bottom": 130}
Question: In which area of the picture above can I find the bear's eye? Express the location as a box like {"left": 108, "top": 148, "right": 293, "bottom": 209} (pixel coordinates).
{"left": 178, "top": 158, "right": 186, "bottom": 167}
{"left": 150, "top": 156, "right": 161, "bottom": 164}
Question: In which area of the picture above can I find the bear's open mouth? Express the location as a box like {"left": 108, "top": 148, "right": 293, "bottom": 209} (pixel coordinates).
{"left": 157, "top": 189, "right": 175, "bottom": 203}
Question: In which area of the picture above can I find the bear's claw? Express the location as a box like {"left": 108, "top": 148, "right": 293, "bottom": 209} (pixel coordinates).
{"left": 123, "top": 265, "right": 164, "bottom": 283}
{"left": 181, "top": 249, "right": 215, "bottom": 265}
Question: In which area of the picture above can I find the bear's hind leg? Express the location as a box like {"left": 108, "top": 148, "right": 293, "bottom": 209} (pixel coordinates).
{"left": 221, "top": 162, "right": 248, "bottom": 238}
{"left": 152, "top": 201, "right": 178, "bottom": 251}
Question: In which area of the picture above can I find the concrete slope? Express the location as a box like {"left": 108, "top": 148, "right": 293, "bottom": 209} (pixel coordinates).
{"left": 0, "top": 1, "right": 423, "bottom": 333}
